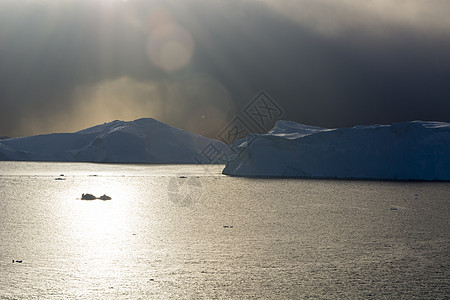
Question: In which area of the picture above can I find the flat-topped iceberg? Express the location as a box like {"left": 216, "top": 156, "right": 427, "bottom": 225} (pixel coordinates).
{"left": 223, "top": 120, "right": 450, "bottom": 180}
{"left": 0, "top": 118, "right": 230, "bottom": 164}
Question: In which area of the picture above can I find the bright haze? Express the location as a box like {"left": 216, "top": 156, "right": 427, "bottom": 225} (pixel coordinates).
{"left": 1, "top": 0, "right": 449, "bottom": 138}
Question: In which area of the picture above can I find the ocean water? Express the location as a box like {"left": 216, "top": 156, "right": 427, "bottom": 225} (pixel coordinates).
{"left": 0, "top": 162, "right": 449, "bottom": 299}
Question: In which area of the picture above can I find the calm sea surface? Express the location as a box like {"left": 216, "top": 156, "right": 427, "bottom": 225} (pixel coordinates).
{"left": 0, "top": 162, "right": 449, "bottom": 299}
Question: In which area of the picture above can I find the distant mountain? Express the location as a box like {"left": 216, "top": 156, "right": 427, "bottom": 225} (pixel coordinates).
{"left": 223, "top": 120, "right": 450, "bottom": 180}
{"left": 0, "top": 118, "right": 230, "bottom": 163}
{"left": 0, "top": 136, "right": 10, "bottom": 140}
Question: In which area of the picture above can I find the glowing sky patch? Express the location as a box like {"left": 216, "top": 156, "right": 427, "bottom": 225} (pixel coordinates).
{"left": 0, "top": 0, "right": 449, "bottom": 138}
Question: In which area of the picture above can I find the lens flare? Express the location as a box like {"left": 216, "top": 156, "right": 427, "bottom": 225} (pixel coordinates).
{"left": 146, "top": 10, "right": 195, "bottom": 72}
{"left": 147, "top": 23, "right": 195, "bottom": 72}
{"left": 187, "top": 106, "right": 228, "bottom": 137}
{"left": 164, "top": 74, "right": 235, "bottom": 138}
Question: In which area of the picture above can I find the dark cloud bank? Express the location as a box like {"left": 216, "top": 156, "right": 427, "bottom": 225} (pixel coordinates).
{"left": 1, "top": 0, "right": 449, "bottom": 139}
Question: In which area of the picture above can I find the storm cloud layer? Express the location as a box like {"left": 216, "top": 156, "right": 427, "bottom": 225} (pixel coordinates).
{"left": 1, "top": 0, "right": 449, "bottom": 138}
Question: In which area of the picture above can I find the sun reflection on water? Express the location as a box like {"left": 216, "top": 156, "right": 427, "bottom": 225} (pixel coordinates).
{"left": 61, "top": 175, "right": 142, "bottom": 282}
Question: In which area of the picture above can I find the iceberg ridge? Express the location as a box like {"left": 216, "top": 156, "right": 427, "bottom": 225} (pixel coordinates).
{"left": 0, "top": 118, "right": 230, "bottom": 164}
{"left": 223, "top": 120, "right": 450, "bottom": 180}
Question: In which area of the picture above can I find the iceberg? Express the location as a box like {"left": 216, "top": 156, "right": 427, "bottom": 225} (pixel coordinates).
{"left": 0, "top": 118, "right": 230, "bottom": 164}
{"left": 223, "top": 120, "right": 450, "bottom": 180}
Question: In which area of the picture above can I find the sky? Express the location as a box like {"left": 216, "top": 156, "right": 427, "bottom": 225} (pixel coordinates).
{"left": 1, "top": 0, "right": 450, "bottom": 139}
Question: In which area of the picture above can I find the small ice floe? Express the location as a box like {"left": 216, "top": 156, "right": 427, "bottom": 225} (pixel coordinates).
{"left": 98, "top": 194, "right": 112, "bottom": 200}
{"left": 81, "top": 193, "right": 112, "bottom": 200}
{"left": 81, "top": 193, "right": 96, "bottom": 200}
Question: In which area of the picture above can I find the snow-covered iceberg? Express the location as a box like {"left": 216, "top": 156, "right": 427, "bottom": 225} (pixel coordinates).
{"left": 222, "top": 120, "right": 450, "bottom": 180}
{"left": 0, "top": 118, "right": 230, "bottom": 163}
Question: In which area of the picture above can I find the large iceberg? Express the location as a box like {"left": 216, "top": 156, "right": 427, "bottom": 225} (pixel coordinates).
{"left": 223, "top": 120, "right": 450, "bottom": 180}
{"left": 0, "top": 118, "right": 230, "bottom": 163}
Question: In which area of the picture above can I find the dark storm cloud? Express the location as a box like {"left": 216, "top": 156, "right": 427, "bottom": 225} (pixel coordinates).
{"left": 0, "top": 0, "right": 449, "bottom": 138}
